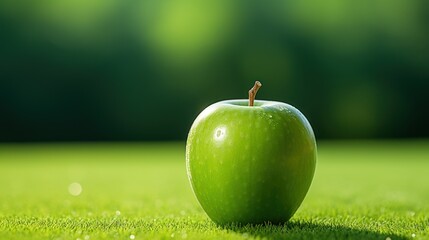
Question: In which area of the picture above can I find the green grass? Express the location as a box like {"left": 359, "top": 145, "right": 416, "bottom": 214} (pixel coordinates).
{"left": 0, "top": 140, "right": 428, "bottom": 239}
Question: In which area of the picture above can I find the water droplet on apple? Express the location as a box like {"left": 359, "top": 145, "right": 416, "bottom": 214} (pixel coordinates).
{"left": 214, "top": 127, "right": 226, "bottom": 141}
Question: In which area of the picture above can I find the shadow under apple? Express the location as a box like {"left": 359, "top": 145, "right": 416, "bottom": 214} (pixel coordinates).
{"left": 221, "top": 220, "right": 406, "bottom": 240}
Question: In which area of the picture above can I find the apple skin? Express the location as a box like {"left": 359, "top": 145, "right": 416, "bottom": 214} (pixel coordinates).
{"left": 186, "top": 99, "right": 317, "bottom": 225}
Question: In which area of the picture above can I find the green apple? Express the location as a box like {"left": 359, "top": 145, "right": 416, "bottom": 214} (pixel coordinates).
{"left": 186, "top": 82, "right": 316, "bottom": 225}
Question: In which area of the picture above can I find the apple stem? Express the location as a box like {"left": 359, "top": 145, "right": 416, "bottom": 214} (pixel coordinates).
{"left": 248, "top": 81, "right": 262, "bottom": 106}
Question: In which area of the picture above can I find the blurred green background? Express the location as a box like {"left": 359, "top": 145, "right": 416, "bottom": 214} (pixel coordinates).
{"left": 1, "top": 0, "right": 428, "bottom": 142}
